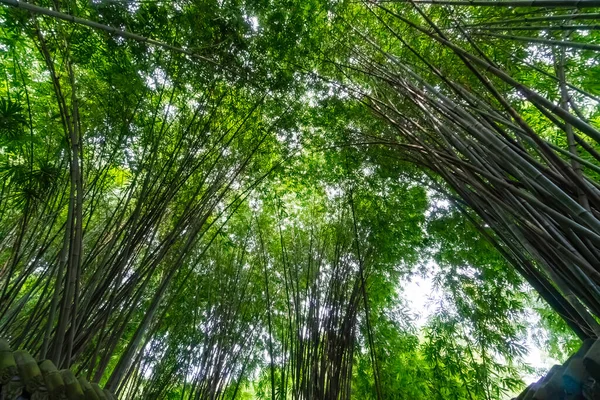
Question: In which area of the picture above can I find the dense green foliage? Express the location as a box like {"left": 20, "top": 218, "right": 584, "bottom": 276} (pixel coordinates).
{"left": 1, "top": 0, "right": 599, "bottom": 398}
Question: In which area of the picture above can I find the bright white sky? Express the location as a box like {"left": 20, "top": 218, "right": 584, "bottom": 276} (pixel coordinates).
{"left": 402, "top": 273, "right": 559, "bottom": 389}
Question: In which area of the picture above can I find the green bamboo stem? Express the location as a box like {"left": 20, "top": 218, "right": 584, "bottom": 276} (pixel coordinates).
{"left": 476, "top": 31, "right": 600, "bottom": 51}
{"left": 466, "top": 12, "right": 600, "bottom": 26}
{"left": 473, "top": 24, "right": 600, "bottom": 31}
{"left": 375, "top": 0, "right": 600, "bottom": 6}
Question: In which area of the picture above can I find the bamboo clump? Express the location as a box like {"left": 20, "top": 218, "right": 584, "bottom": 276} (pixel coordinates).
{"left": 0, "top": 339, "right": 115, "bottom": 400}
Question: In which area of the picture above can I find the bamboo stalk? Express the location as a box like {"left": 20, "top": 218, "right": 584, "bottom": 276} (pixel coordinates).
{"left": 475, "top": 31, "right": 600, "bottom": 51}
{"left": 375, "top": 0, "right": 600, "bottom": 6}
{"left": 473, "top": 24, "right": 600, "bottom": 31}
{"left": 467, "top": 12, "right": 600, "bottom": 26}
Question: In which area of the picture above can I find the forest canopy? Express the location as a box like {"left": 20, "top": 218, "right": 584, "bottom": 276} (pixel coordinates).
{"left": 1, "top": 0, "right": 600, "bottom": 398}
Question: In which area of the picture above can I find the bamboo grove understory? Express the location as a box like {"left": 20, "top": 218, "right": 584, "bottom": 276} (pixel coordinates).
{"left": 0, "top": 0, "right": 600, "bottom": 399}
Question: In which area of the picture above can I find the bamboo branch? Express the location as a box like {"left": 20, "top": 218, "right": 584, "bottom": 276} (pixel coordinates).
{"left": 0, "top": 0, "right": 218, "bottom": 65}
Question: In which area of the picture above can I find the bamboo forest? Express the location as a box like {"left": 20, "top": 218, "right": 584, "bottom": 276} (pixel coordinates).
{"left": 3, "top": 0, "right": 600, "bottom": 398}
